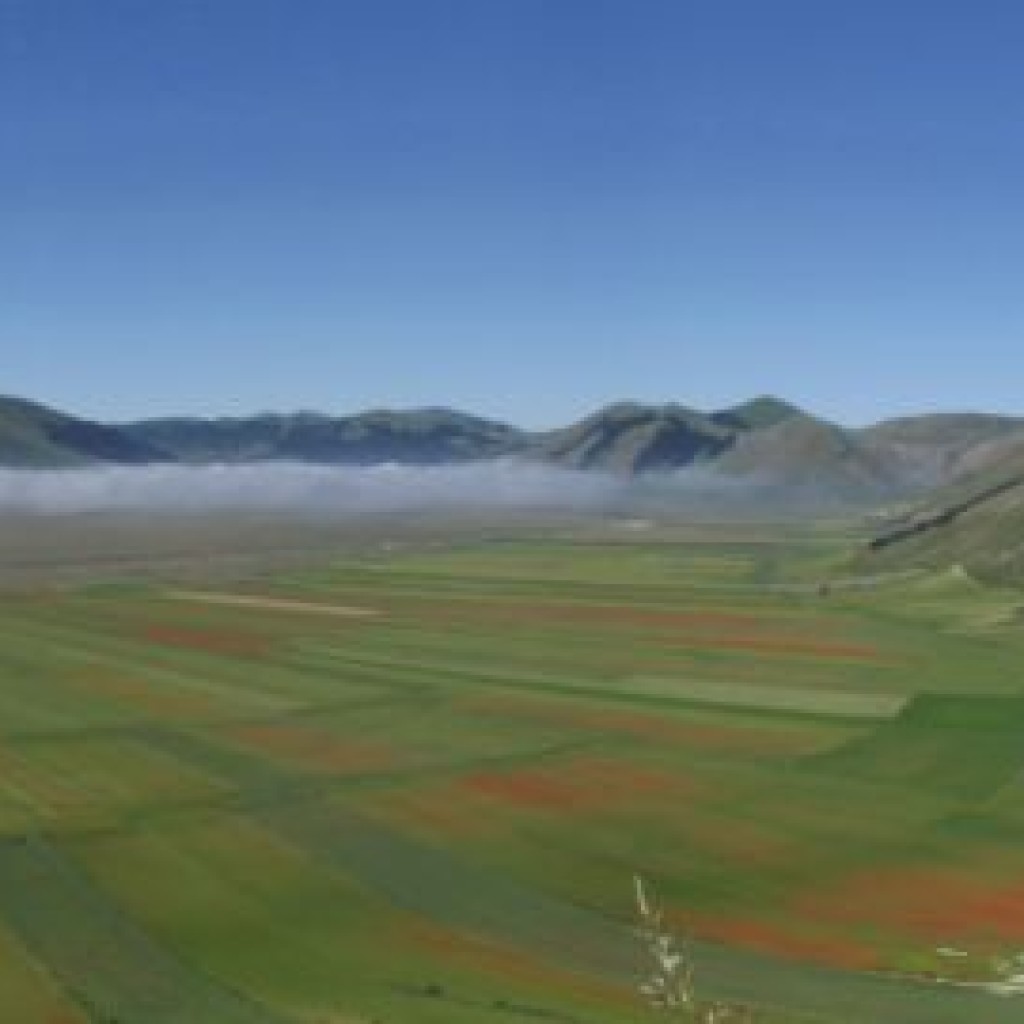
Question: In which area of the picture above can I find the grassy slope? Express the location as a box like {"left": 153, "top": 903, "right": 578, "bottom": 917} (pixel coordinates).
{"left": 0, "top": 395, "right": 167, "bottom": 467}
{"left": 858, "top": 472, "right": 1024, "bottom": 584}
{"left": 0, "top": 527, "right": 1022, "bottom": 1021}
{"left": 0, "top": 396, "right": 87, "bottom": 466}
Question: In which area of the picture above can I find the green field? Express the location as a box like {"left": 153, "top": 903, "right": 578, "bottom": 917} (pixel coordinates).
{"left": 1, "top": 521, "right": 1023, "bottom": 1022}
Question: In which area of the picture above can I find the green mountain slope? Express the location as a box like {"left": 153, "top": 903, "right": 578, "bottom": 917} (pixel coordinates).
{"left": 0, "top": 396, "right": 168, "bottom": 467}
{"left": 859, "top": 436, "right": 1024, "bottom": 582}
{"left": 711, "top": 394, "right": 806, "bottom": 431}
{"left": 716, "top": 416, "right": 900, "bottom": 495}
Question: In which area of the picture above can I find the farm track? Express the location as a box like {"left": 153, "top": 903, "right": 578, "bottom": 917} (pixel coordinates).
{"left": 165, "top": 589, "right": 383, "bottom": 618}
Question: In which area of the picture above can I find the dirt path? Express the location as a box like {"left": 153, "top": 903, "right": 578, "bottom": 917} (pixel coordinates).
{"left": 165, "top": 590, "right": 382, "bottom": 618}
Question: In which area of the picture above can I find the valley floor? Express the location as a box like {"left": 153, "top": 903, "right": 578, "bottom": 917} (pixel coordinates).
{"left": 0, "top": 517, "right": 1022, "bottom": 1022}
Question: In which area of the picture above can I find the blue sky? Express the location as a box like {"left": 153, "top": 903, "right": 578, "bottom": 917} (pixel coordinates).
{"left": 3, "top": 1, "right": 1023, "bottom": 427}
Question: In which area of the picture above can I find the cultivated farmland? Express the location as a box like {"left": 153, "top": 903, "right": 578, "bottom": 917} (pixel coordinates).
{"left": 0, "top": 521, "right": 1022, "bottom": 1022}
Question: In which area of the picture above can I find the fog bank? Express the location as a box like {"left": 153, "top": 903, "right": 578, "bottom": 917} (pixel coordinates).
{"left": 0, "top": 461, "right": 628, "bottom": 514}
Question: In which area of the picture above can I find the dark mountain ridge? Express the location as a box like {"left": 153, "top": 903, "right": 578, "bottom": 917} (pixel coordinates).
{"left": 126, "top": 408, "right": 523, "bottom": 465}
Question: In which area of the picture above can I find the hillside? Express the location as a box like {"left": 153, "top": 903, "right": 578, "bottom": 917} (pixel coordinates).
{"left": 716, "top": 416, "right": 900, "bottom": 496}
{"left": 862, "top": 481, "right": 1024, "bottom": 583}
{"left": 0, "top": 396, "right": 167, "bottom": 468}
{"left": 858, "top": 438, "right": 1024, "bottom": 583}
{"left": 857, "top": 412, "right": 1024, "bottom": 486}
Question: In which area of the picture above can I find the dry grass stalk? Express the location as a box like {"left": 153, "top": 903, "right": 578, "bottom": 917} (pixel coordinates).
{"left": 632, "top": 874, "right": 756, "bottom": 1023}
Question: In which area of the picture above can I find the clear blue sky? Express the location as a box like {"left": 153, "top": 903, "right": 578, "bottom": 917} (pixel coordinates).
{"left": 3, "top": 1, "right": 1023, "bottom": 427}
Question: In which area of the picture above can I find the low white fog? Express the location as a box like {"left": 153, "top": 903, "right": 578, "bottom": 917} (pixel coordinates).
{"left": 0, "top": 461, "right": 627, "bottom": 514}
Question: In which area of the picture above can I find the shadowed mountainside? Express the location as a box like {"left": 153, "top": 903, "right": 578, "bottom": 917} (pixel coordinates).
{"left": 124, "top": 408, "right": 524, "bottom": 465}
{"left": 521, "top": 402, "right": 737, "bottom": 473}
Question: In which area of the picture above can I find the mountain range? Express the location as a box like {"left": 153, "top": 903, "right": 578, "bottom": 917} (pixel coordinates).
{"left": 6, "top": 391, "right": 1024, "bottom": 580}
{"left": 3, "top": 393, "right": 1024, "bottom": 499}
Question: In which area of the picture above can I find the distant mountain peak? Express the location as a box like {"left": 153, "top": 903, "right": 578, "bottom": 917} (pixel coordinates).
{"left": 711, "top": 395, "right": 807, "bottom": 431}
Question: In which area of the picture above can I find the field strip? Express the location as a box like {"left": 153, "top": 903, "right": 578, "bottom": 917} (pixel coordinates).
{"left": 50, "top": 727, "right": 604, "bottom": 839}
{"left": 0, "top": 835, "right": 286, "bottom": 1023}
{"left": 256, "top": 799, "right": 639, "bottom": 981}
{"left": 0, "top": 611, "right": 418, "bottom": 719}
{"left": 0, "top": 921, "right": 87, "bottom": 1022}
{"left": 298, "top": 643, "right": 574, "bottom": 688}
{"left": 0, "top": 616, "right": 300, "bottom": 714}
{"left": 145, "top": 728, "right": 600, "bottom": 806}
{"left": 165, "top": 590, "right": 382, "bottom": 618}
{"left": 301, "top": 644, "right": 904, "bottom": 721}
{"left": 256, "top": 798, "right": 1020, "bottom": 1023}
{"left": 625, "top": 676, "right": 908, "bottom": 718}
